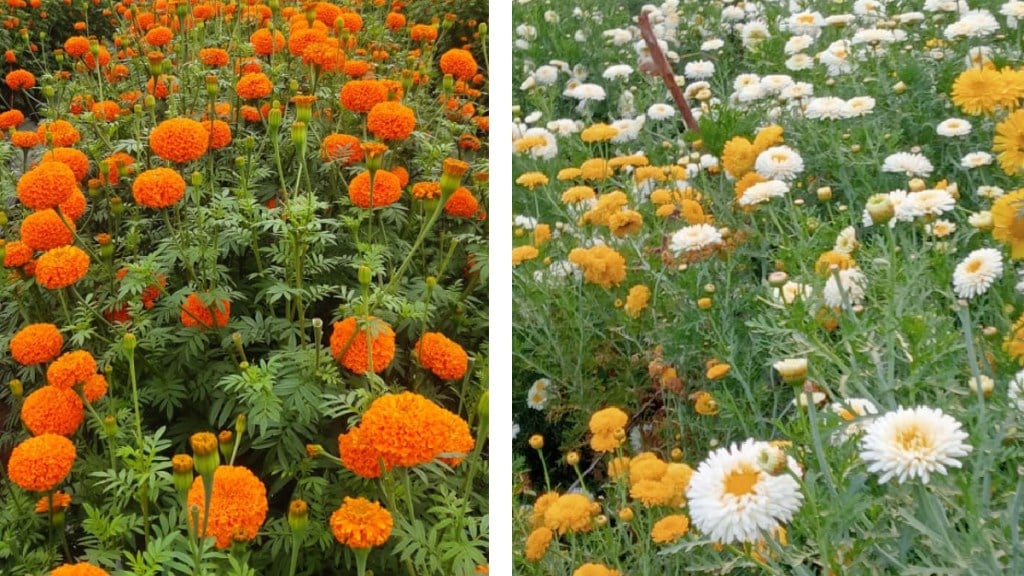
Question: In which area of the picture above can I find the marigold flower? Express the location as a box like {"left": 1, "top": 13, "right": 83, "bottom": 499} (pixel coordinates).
{"left": 11, "top": 131, "right": 40, "bottom": 149}
{"left": 37, "top": 120, "right": 80, "bottom": 147}
{"left": 347, "top": 170, "right": 402, "bottom": 209}
{"left": 338, "top": 425, "right": 382, "bottom": 478}
{"left": 367, "top": 101, "right": 416, "bottom": 141}
{"left": 343, "top": 59, "right": 370, "bottom": 78}
{"left": 0, "top": 109, "right": 25, "bottom": 130}
{"left": 339, "top": 11, "right": 362, "bottom": 33}
{"left": 5, "top": 69, "right": 35, "bottom": 91}
{"left": 8, "top": 434, "right": 76, "bottom": 492}
{"left": 329, "top": 316, "right": 396, "bottom": 373}
{"left": 320, "top": 133, "right": 363, "bottom": 165}
{"left": 413, "top": 332, "right": 469, "bottom": 380}
{"left": 410, "top": 24, "right": 438, "bottom": 42}
{"left": 21, "top": 209, "right": 75, "bottom": 252}
{"left": 150, "top": 118, "right": 209, "bottom": 164}
{"left": 90, "top": 100, "right": 121, "bottom": 122}
{"left": 17, "top": 162, "right": 76, "bottom": 210}
{"left": 202, "top": 120, "right": 232, "bottom": 149}
{"left": 339, "top": 80, "right": 388, "bottom": 113}
{"left": 83, "top": 373, "right": 108, "bottom": 403}
{"left": 40, "top": 147, "right": 89, "bottom": 182}
{"left": 3, "top": 240, "right": 33, "bottom": 268}
{"left": 47, "top": 350, "right": 97, "bottom": 389}
{"left": 235, "top": 72, "right": 273, "bottom": 100}
{"left": 144, "top": 26, "right": 173, "bottom": 46}
{"left": 21, "top": 385, "right": 84, "bottom": 436}
{"left": 651, "top": 514, "right": 690, "bottom": 543}
{"left": 10, "top": 323, "right": 63, "bottom": 366}
{"left": 444, "top": 187, "right": 479, "bottom": 218}
{"left": 35, "top": 245, "right": 90, "bottom": 290}
{"left": 250, "top": 28, "right": 285, "bottom": 55}
{"left": 439, "top": 49, "right": 478, "bottom": 80}
{"left": 103, "top": 152, "right": 135, "bottom": 185}
{"left": 187, "top": 465, "right": 268, "bottom": 549}
{"left": 199, "top": 48, "right": 229, "bottom": 67}
{"left": 385, "top": 12, "right": 405, "bottom": 31}
{"left": 35, "top": 490, "right": 71, "bottom": 514}
{"left": 50, "top": 563, "right": 109, "bottom": 576}
{"left": 59, "top": 188, "right": 87, "bottom": 222}
{"left": 181, "top": 293, "right": 231, "bottom": 329}
{"left": 357, "top": 392, "right": 474, "bottom": 469}
{"left": 329, "top": 497, "right": 392, "bottom": 549}
{"left": 412, "top": 182, "right": 441, "bottom": 200}
{"left": 131, "top": 167, "right": 186, "bottom": 209}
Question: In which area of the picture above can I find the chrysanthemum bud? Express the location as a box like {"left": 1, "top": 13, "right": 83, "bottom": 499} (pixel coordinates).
{"left": 670, "top": 448, "right": 684, "bottom": 461}
{"left": 968, "top": 374, "right": 994, "bottom": 398}
{"left": 697, "top": 297, "right": 712, "bottom": 310}
{"left": 190, "top": 432, "right": 220, "bottom": 476}
{"left": 758, "top": 445, "right": 788, "bottom": 475}
{"left": 618, "top": 507, "right": 634, "bottom": 522}
{"left": 529, "top": 434, "right": 544, "bottom": 450}
{"left": 566, "top": 451, "right": 580, "bottom": 466}
{"left": 865, "top": 193, "right": 893, "bottom": 224}
{"left": 817, "top": 186, "right": 832, "bottom": 201}
{"left": 288, "top": 499, "right": 309, "bottom": 532}
{"left": 773, "top": 358, "right": 808, "bottom": 384}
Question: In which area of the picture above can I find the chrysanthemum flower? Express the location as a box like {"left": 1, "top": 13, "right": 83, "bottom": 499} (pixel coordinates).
{"left": 187, "top": 465, "right": 268, "bottom": 549}
{"left": 49, "top": 563, "right": 109, "bottom": 576}
{"left": 651, "top": 514, "right": 690, "bottom": 544}
{"left": 180, "top": 293, "right": 231, "bottom": 329}
{"left": 567, "top": 245, "right": 626, "bottom": 288}
{"left": 8, "top": 434, "right": 76, "bottom": 492}
{"left": 754, "top": 146, "right": 804, "bottom": 181}
{"left": 439, "top": 48, "right": 478, "bottom": 80}
{"left": 366, "top": 101, "right": 416, "bottom": 141}
{"left": 149, "top": 118, "right": 209, "bottom": 164}
{"left": 414, "top": 332, "right": 469, "bottom": 380}
{"left": 133, "top": 168, "right": 186, "bottom": 209}
{"left": 525, "top": 526, "right": 553, "bottom": 561}
{"left": 320, "top": 133, "right": 363, "bottom": 165}
{"left": 589, "top": 406, "right": 628, "bottom": 452}
{"left": 35, "top": 246, "right": 90, "bottom": 290}
{"left": 329, "top": 316, "right": 395, "bottom": 374}
{"left": 543, "top": 493, "right": 599, "bottom": 534}
{"left": 329, "top": 497, "right": 392, "bottom": 549}
{"left": 994, "top": 110, "right": 1024, "bottom": 176}
{"left": 860, "top": 406, "right": 972, "bottom": 484}
{"left": 17, "top": 163, "right": 77, "bottom": 210}
{"left": 444, "top": 187, "right": 480, "bottom": 218}
{"left": 669, "top": 224, "right": 723, "bottom": 254}
{"left": 347, "top": 170, "right": 402, "bottom": 209}
{"left": 10, "top": 323, "right": 63, "bottom": 366}
{"left": 953, "top": 247, "right": 1003, "bottom": 298}
{"left": 573, "top": 564, "right": 621, "bottom": 576}
{"left": 951, "top": 67, "right": 1008, "bottom": 115}
{"left": 687, "top": 439, "right": 803, "bottom": 544}
{"left": 991, "top": 189, "right": 1024, "bottom": 258}
{"left": 21, "top": 385, "right": 84, "bottom": 436}
{"left": 339, "top": 80, "right": 388, "bottom": 113}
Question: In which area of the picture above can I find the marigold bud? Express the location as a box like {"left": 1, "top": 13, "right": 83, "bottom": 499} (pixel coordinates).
{"left": 9, "top": 378, "right": 23, "bottom": 399}
{"left": 191, "top": 431, "right": 220, "bottom": 476}
{"left": 172, "top": 454, "right": 194, "bottom": 492}
{"left": 288, "top": 499, "right": 308, "bottom": 532}
{"left": 123, "top": 333, "right": 137, "bottom": 351}
{"left": 358, "top": 265, "right": 372, "bottom": 286}
{"left": 218, "top": 430, "right": 235, "bottom": 461}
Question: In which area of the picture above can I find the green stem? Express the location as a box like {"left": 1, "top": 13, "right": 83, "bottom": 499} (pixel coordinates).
{"left": 288, "top": 531, "right": 302, "bottom": 576}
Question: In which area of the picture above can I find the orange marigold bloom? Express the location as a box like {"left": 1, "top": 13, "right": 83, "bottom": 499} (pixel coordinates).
{"left": 10, "top": 323, "right": 62, "bottom": 366}
{"left": 11, "top": 131, "right": 40, "bottom": 148}
{"left": 5, "top": 69, "right": 35, "bottom": 90}
{"left": 385, "top": 12, "right": 405, "bottom": 31}
{"left": 37, "top": 120, "right": 80, "bottom": 147}
{"left": 321, "top": 133, "right": 363, "bottom": 165}
{"left": 0, "top": 109, "right": 25, "bottom": 130}
{"left": 437, "top": 408, "right": 475, "bottom": 467}
{"left": 250, "top": 27, "right": 285, "bottom": 55}
{"left": 59, "top": 188, "right": 87, "bottom": 221}
{"left": 21, "top": 209, "right": 76, "bottom": 251}
{"left": 47, "top": 350, "right": 96, "bottom": 389}
{"left": 103, "top": 152, "right": 134, "bottom": 185}
{"left": 63, "top": 36, "right": 90, "bottom": 57}
{"left": 313, "top": 1, "right": 341, "bottom": 27}
{"left": 83, "top": 373, "right": 108, "bottom": 403}
{"left": 339, "top": 80, "right": 388, "bottom": 113}
{"left": 147, "top": 75, "right": 179, "bottom": 99}
{"left": 340, "top": 11, "right": 362, "bottom": 32}
{"left": 199, "top": 48, "right": 229, "bottom": 67}
{"left": 329, "top": 316, "right": 396, "bottom": 374}
{"left": 186, "top": 466, "right": 268, "bottom": 549}
{"left": 444, "top": 187, "right": 479, "bottom": 218}
{"left": 413, "top": 332, "right": 469, "bottom": 380}
{"left": 41, "top": 147, "right": 90, "bottom": 181}
{"left": 150, "top": 118, "right": 209, "bottom": 164}
{"left": 3, "top": 240, "right": 33, "bottom": 268}
{"left": 21, "top": 385, "right": 84, "bottom": 436}
{"left": 133, "top": 167, "right": 186, "bottom": 209}
{"left": 90, "top": 100, "right": 121, "bottom": 122}
{"left": 391, "top": 166, "right": 410, "bottom": 188}
{"left": 35, "top": 490, "right": 71, "bottom": 513}
{"left": 35, "top": 245, "right": 89, "bottom": 290}
{"left": 287, "top": 26, "right": 328, "bottom": 57}
{"left": 181, "top": 293, "right": 231, "bottom": 329}
{"left": 412, "top": 182, "right": 441, "bottom": 200}
{"left": 7, "top": 433, "right": 76, "bottom": 492}
{"left": 329, "top": 497, "right": 392, "bottom": 549}
{"left": 410, "top": 24, "right": 438, "bottom": 42}
{"left": 439, "top": 49, "right": 477, "bottom": 81}
{"left": 343, "top": 60, "right": 370, "bottom": 78}
{"left": 338, "top": 425, "right": 383, "bottom": 478}
{"left": 235, "top": 72, "right": 273, "bottom": 100}
{"left": 50, "top": 564, "right": 109, "bottom": 576}
{"left": 202, "top": 120, "right": 232, "bottom": 149}
{"left": 358, "top": 392, "right": 473, "bottom": 468}
{"left": 302, "top": 39, "right": 344, "bottom": 72}
{"left": 17, "top": 161, "right": 77, "bottom": 211}
{"left": 347, "top": 170, "right": 402, "bottom": 209}
{"left": 145, "top": 25, "right": 173, "bottom": 46}
{"left": 367, "top": 101, "right": 416, "bottom": 141}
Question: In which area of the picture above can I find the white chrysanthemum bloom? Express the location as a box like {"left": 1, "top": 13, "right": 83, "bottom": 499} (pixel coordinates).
{"left": 684, "top": 81, "right": 711, "bottom": 100}
{"left": 721, "top": 6, "right": 747, "bottom": 21}
{"left": 786, "top": 11, "right": 825, "bottom": 35}
{"left": 976, "top": 185, "right": 1005, "bottom": 199}
{"left": 733, "top": 84, "right": 767, "bottom": 104}
{"left": 566, "top": 83, "right": 606, "bottom": 102}
{"left": 818, "top": 40, "right": 853, "bottom": 75}
{"left": 610, "top": 116, "right": 645, "bottom": 143}
{"left": 1009, "top": 370, "right": 1024, "bottom": 409}
{"left": 773, "top": 281, "right": 813, "bottom": 305}
{"left": 685, "top": 60, "right": 716, "bottom": 80}
{"left": 669, "top": 224, "right": 723, "bottom": 254}
{"left": 944, "top": 9, "right": 1000, "bottom": 39}
{"left": 924, "top": 0, "right": 960, "bottom": 12}
{"left": 902, "top": 188, "right": 955, "bottom": 219}
{"left": 687, "top": 439, "right": 804, "bottom": 545}
{"left": 513, "top": 215, "right": 538, "bottom": 230}
{"left": 700, "top": 154, "right": 720, "bottom": 169}
{"left": 805, "top": 97, "right": 851, "bottom": 120}
{"left": 527, "top": 378, "right": 551, "bottom": 410}
{"left": 755, "top": 146, "right": 804, "bottom": 181}
{"left": 733, "top": 73, "right": 762, "bottom": 91}
{"left": 524, "top": 110, "right": 542, "bottom": 124}
{"left": 513, "top": 38, "right": 530, "bottom": 50}
{"left": 825, "top": 14, "right": 856, "bottom": 27}
{"left": 846, "top": 96, "right": 876, "bottom": 117}
{"left": 546, "top": 118, "right": 582, "bottom": 136}
{"left": 784, "top": 34, "right": 815, "bottom": 55}
{"left": 701, "top": 38, "right": 725, "bottom": 51}
{"left": 860, "top": 406, "right": 972, "bottom": 484}
{"left": 952, "top": 247, "right": 1003, "bottom": 299}
{"left": 969, "top": 210, "right": 994, "bottom": 230}
{"left": 516, "top": 23, "right": 537, "bottom": 40}
{"left": 887, "top": 189, "right": 914, "bottom": 224}
{"left": 534, "top": 65, "right": 560, "bottom": 86}
{"left": 936, "top": 118, "right": 972, "bottom": 137}
{"left": 834, "top": 226, "right": 858, "bottom": 254}
{"left": 760, "top": 75, "right": 794, "bottom": 94}
{"left": 896, "top": 11, "right": 926, "bottom": 24}
{"left": 961, "top": 151, "right": 993, "bottom": 168}
{"left": 925, "top": 219, "right": 956, "bottom": 237}
{"left": 739, "top": 180, "right": 790, "bottom": 206}
{"left": 882, "top": 152, "right": 934, "bottom": 177}
{"left": 602, "top": 28, "right": 633, "bottom": 45}
{"left": 853, "top": 0, "right": 886, "bottom": 17}
{"left": 823, "top": 267, "right": 867, "bottom": 308}
{"left": 780, "top": 82, "right": 814, "bottom": 100}
{"left": 830, "top": 398, "right": 880, "bottom": 442}
{"left": 851, "top": 28, "right": 903, "bottom": 45}
{"left": 647, "top": 103, "right": 676, "bottom": 121}
{"left": 602, "top": 64, "right": 634, "bottom": 81}
{"left": 1003, "top": 1, "right": 1024, "bottom": 28}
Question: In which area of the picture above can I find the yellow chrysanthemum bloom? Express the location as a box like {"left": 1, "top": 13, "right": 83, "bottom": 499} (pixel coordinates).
{"left": 562, "top": 185, "right": 596, "bottom": 204}
{"left": 815, "top": 250, "right": 856, "bottom": 276}
{"left": 609, "top": 210, "right": 643, "bottom": 237}
{"left": 534, "top": 224, "right": 551, "bottom": 246}
{"left": 608, "top": 154, "right": 650, "bottom": 169}
{"left": 623, "top": 285, "right": 650, "bottom": 318}
{"left": 580, "top": 158, "right": 613, "bottom": 181}
{"left": 991, "top": 188, "right": 1024, "bottom": 258}
{"left": 753, "top": 124, "right": 785, "bottom": 152}
{"left": 994, "top": 110, "right": 1024, "bottom": 176}
{"left": 951, "top": 67, "right": 1011, "bottom": 115}
{"left": 651, "top": 515, "right": 690, "bottom": 544}
{"left": 512, "top": 245, "right": 540, "bottom": 266}
{"left": 581, "top": 191, "right": 629, "bottom": 227}
{"left": 633, "top": 166, "right": 668, "bottom": 183}
{"left": 557, "top": 167, "right": 583, "bottom": 180}
{"left": 516, "top": 172, "right": 549, "bottom": 190}
{"left": 513, "top": 136, "right": 548, "bottom": 153}
{"left": 722, "top": 136, "right": 757, "bottom": 178}
{"left": 580, "top": 123, "right": 619, "bottom": 143}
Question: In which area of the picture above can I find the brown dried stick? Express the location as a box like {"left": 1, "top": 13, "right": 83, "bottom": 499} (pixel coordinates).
{"left": 638, "top": 10, "right": 700, "bottom": 135}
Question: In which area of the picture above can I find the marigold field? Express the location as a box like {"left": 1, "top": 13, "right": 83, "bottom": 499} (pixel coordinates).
{"left": 0, "top": 0, "right": 489, "bottom": 573}
{"left": 512, "top": 0, "right": 1024, "bottom": 574}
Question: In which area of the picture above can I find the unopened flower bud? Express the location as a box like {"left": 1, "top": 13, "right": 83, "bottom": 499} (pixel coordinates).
{"left": 288, "top": 499, "right": 309, "bottom": 532}
{"left": 528, "top": 434, "right": 544, "bottom": 450}
{"left": 566, "top": 451, "right": 580, "bottom": 466}
{"left": 218, "top": 430, "right": 235, "bottom": 461}
{"left": 172, "top": 454, "right": 194, "bottom": 492}
{"left": 9, "top": 378, "right": 23, "bottom": 399}
{"left": 190, "top": 432, "right": 220, "bottom": 476}
{"left": 358, "top": 265, "right": 372, "bottom": 286}
{"left": 865, "top": 193, "right": 893, "bottom": 224}
{"left": 123, "top": 333, "right": 137, "bottom": 351}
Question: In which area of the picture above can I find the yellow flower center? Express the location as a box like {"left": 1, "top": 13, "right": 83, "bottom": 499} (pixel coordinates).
{"left": 723, "top": 464, "right": 760, "bottom": 497}
{"left": 966, "top": 260, "right": 983, "bottom": 274}
{"left": 896, "top": 425, "right": 930, "bottom": 451}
